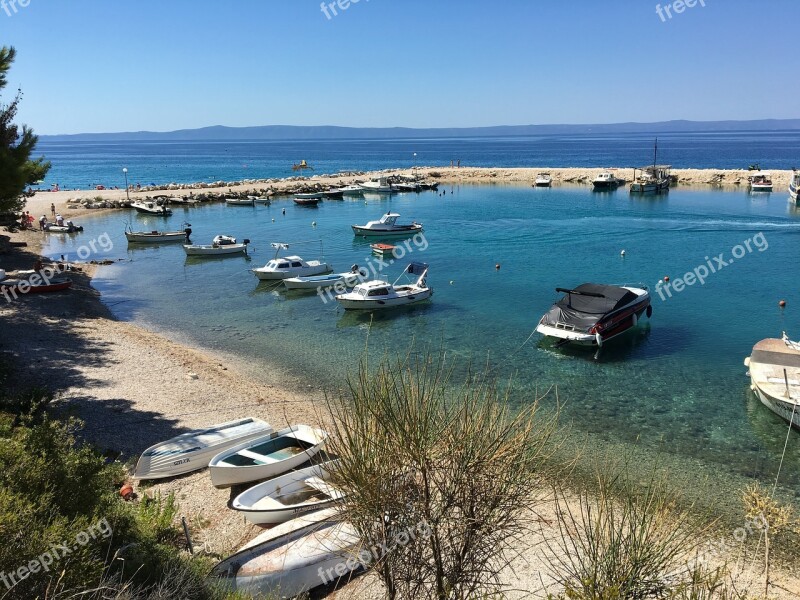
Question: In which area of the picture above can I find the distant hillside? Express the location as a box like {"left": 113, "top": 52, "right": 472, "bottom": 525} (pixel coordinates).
{"left": 39, "top": 119, "right": 800, "bottom": 142}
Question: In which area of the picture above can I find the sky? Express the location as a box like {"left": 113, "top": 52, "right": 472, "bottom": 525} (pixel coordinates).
{"left": 1, "top": 0, "right": 798, "bottom": 134}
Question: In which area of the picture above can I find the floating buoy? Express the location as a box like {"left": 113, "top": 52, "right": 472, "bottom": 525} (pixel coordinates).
{"left": 495, "top": 263, "right": 501, "bottom": 270}
{"left": 450, "top": 280, "right": 455, "bottom": 285}
{"left": 311, "top": 221, "right": 317, "bottom": 227}
{"left": 779, "top": 300, "right": 787, "bottom": 308}
{"left": 282, "top": 208, "right": 286, "bottom": 215}
{"left": 620, "top": 250, "right": 626, "bottom": 256}
{"left": 271, "top": 218, "right": 275, "bottom": 222}
{"left": 120, "top": 483, "right": 134, "bottom": 501}
{"left": 664, "top": 276, "right": 670, "bottom": 282}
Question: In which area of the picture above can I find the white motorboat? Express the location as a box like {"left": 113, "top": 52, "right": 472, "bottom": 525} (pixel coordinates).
{"left": 336, "top": 262, "right": 432, "bottom": 311}
{"left": 226, "top": 197, "right": 256, "bottom": 206}
{"left": 592, "top": 170, "right": 624, "bottom": 190}
{"left": 339, "top": 184, "right": 364, "bottom": 196}
{"left": 534, "top": 173, "right": 552, "bottom": 187}
{"left": 359, "top": 177, "right": 396, "bottom": 193}
{"left": 748, "top": 171, "right": 773, "bottom": 193}
{"left": 790, "top": 169, "right": 800, "bottom": 202}
{"left": 209, "top": 508, "right": 360, "bottom": 598}
{"left": 536, "top": 283, "right": 652, "bottom": 347}
{"left": 132, "top": 201, "right": 173, "bottom": 216}
{"left": 283, "top": 267, "right": 367, "bottom": 290}
{"left": 294, "top": 192, "right": 325, "bottom": 200}
{"left": 43, "top": 221, "right": 83, "bottom": 233}
{"left": 744, "top": 334, "right": 800, "bottom": 429}
{"left": 133, "top": 418, "right": 273, "bottom": 480}
{"left": 230, "top": 461, "right": 344, "bottom": 525}
{"left": 250, "top": 195, "right": 271, "bottom": 204}
{"left": 208, "top": 425, "right": 328, "bottom": 488}
{"left": 252, "top": 243, "right": 332, "bottom": 280}
{"left": 351, "top": 212, "right": 424, "bottom": 237}
{"left": 184, "top": 235, "right": 250, "bottom": 257}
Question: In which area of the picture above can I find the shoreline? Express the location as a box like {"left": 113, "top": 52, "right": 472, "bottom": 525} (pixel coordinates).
{"left": 2, "top": 225, "right": 800, "bottom": 597}
{"left": 24, "top": 166, "right": 797, "bottom": 220}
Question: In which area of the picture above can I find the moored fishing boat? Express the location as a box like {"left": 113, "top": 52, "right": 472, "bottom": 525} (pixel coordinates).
{"left": 352, "top": 212, "right": 423, "bottom": 237}
{"left": 283, "top": 267, "right": 366, "bottom": 290}
{"left": 209, "top": 508, "right": 359, "bottom": 598}
{"left": 790, "top": 169, "right": 800, "bottom": 202}
{"left": 592, "top": 170, "right": 624, "bottom": 190}
{"left": 226, "top": 197, "right": 256, "bottom": 206}
{"left": 336, "top": 262, "right": 432, "bottom": 310}
{"left": 293, "top": 196, "right": 322, "bottom": 206}
{"left": 744, "top": 334, "right": 800, "bottom": 429}
{"left": 134, "top": 418, "right": 273, "bottom": 480}
{"left": 359, "top": 177, "right": 396, "bottom": 193}
{"left": 251, "top": 195, "right": 271, "bottom": 204}
{"left": 252, "top": 243, "right": 332, "bottom": 280}
{"left": 339, "top": 184, "right": 364, "bottom": 196}
{"left": 132, "top": 201, "right": 173, "bottom": 216}
{"left": 630, "top": 139, "right": 670, "bottom": 194}
{"left": 183, "top": 235, "right": 250, "bottom": 257}
{"left": 534, "top": 173, "right": 552, "bottom": 187}
{"left": 230, "top": 460, "right": 344, "bottom": 525}
{"left": 125, "top": 223, "right": 190, "bottom": 243}
{"left": 208, "top": 425, "right": 328, "bottom": 488}
{"left": 536, "top": 283, "right": 652, "bottom": 347}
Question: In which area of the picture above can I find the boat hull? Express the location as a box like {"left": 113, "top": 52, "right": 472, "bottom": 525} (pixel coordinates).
{"left": 44, "top": 225, "right": 83, "bottom": 233}
{"left": 0, "top": 278, "right": 72, "bottom": 294}
{"left": 337, "top": 287, "right": 433, "bottom": 310}
{"left": 253, "top": 262, "right": 332, "bottom": 280}
{"left": 231, "top": 461, "right": 342, "bottom": 525}
{"left": 184, "top": 244, "right": 248, "bottom": 256}
{"left": 789, "top": 180, "right": 799, "bottom": 201}
{"left": 125, "top": 231, "right": 186, "bottom": 243}
{"left": 210, "top": 509, "right": 359, "bottom": 599}
{"left": 752, "top": 385, "right": 800, "bottom": 429}
{"left": 226, "top": 199, "right": 255, "bottom": 206}
{"left": 208, "top": 425, "right": 327, "bottom": 488}
{"left": 134, "top": 418, "right": 273, "bottom": 480}
{"left": 630, "top": 181, "right": 669, "bottom": 194}
{"left": 592, "top": 180, "right": 621, "bottom": 190}
{"left": 283, "top": 272, "right": 360, "bottom": 290}
{"left": 351, "top": 224, "right": 423, "bottom": 237}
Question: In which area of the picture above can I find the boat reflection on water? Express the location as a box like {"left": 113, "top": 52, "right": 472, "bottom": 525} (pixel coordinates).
{"left": 335, "top": 302, "right": 435, "bottom": 330}
{"left": 745, "top": 390, "right": 800, "bottom": 467}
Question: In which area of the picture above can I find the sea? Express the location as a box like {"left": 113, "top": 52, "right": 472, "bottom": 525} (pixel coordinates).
{"left": 39, "top": 131, "right": 800, "bottom": 513}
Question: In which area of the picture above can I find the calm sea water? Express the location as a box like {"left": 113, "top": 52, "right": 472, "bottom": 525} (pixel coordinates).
{"left": 43, "top": 184, "right": 800, "bottom": 506}
{"left": 35, "top": 130, "right": 800, "bottom": 190}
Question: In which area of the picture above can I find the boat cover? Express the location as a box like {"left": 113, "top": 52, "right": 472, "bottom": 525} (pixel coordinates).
{"left": 541, "top": 283, "right": 638, "bottom": 330}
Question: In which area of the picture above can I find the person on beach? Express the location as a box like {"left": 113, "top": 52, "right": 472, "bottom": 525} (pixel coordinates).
{"left": 39, "top": 215, "right": 47, "bottom": 230}
{"left": 50, "top": 203, "right": 56, "bottom": 216}
{"left": 56, "top": 214, "right": 64, "bottom": 226}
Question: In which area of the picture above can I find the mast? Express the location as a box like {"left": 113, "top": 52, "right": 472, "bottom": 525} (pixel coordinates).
{"left": 653, "top": 137, "right": 658, "bottom": 169}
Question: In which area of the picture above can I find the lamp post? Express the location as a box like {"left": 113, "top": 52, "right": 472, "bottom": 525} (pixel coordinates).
{"left": 122, "top": 168, "right": 130, "bottom": 203}
{"left": 413, "top": 153, "right": 417, "bottom": 179}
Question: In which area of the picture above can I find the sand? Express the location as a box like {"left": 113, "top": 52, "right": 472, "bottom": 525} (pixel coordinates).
{"left": 23, "top": 166, "right": 797, "bottom": 221}
{"left": 1, "top": 219, "right": 798, "bottom": 598}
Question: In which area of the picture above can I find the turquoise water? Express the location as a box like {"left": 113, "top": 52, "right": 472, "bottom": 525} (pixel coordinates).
{"left": 44, "top": 185, "right": 800, "bottom": 500}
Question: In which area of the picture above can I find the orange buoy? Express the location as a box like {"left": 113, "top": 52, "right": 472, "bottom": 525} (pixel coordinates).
{"left": 779, "top": 300, "right": 787, "bottom": 308}
{"left": 120, "top": 483, "right": 134, "bottom": 500}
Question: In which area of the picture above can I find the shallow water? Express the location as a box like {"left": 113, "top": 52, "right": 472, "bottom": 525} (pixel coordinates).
{"left": 44, "top": 184, "right": 800, "bottom": 503}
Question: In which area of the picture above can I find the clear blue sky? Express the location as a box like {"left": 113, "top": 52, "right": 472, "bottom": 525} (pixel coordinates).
{"left": 2, "top": 0, "right": 798, "bottom": 134}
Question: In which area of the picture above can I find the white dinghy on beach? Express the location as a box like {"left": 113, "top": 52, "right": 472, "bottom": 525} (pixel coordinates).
{"left": 133, "top": 418, "right": 273, "bottom": 480}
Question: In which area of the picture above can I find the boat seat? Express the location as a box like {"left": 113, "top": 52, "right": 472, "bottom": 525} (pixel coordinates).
{"left": 304, "top": 477, "right": 345, "bottom": 500}
{"left": 238, "top": 449, "right": 277, "bottom": 464}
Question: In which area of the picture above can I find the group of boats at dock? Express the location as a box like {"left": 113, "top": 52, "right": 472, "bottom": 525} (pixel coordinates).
{"left": 289, "top": 178, "right": 440, "bottom": 205}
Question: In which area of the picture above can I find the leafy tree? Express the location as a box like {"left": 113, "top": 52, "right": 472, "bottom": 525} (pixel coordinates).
{"left": 0, "top": 46, "right": 50, "bottom": 214}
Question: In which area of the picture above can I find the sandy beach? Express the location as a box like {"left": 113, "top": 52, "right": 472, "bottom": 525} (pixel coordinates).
{"left": 1, "top": 216, "right": 799, "bottom": 598}
{"left": 22, "top": 166, "right": 797, "bottom": 221}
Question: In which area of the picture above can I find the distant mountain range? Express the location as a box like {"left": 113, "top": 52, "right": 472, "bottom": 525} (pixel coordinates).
{"left": 39, "top": 119, "right": 800, "bottom": 142}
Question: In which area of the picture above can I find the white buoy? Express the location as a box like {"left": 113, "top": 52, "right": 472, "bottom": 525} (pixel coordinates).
{"left": 271, "top": 218, "right": 275, "bottom": 222}
{"left": 620, "top": 250, "right": 626, "bottom": 256}
{"left": 312, "top": 221, "right": 317, "bottom": 227}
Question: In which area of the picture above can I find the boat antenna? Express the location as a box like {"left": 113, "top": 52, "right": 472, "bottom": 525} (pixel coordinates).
{"left": 653, "top": 137, "right": 658, "bottom": 169}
